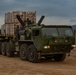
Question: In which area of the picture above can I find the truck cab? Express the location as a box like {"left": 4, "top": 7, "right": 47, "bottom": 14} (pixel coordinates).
{"left": 18, "top": 25, "right": 75, "bottom": 62}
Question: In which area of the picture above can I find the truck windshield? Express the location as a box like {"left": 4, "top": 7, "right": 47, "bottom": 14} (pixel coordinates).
{"left": 58, "top": 28, "right": 73, "bottom": 36}
{"left": 42, "top": 28, "right": 58, "bottom": 36}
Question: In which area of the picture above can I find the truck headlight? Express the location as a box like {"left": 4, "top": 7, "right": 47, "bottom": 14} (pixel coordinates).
{"left": 55, "top": 40, "right": 57, "bottom": 43}
{"left": 44, "top": 46, "right": 50, "bottom": 49}
{"left": 72, "top": 45, "right": 76, "bottom": 47}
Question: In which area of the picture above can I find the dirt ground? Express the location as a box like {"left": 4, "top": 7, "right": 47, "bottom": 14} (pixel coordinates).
{"left": 0, "top": 48, "right": 76, "bottom": 75}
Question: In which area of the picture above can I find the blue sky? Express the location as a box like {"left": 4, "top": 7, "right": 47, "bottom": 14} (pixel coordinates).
{"left": 0, "top": 0, "right": 76, "bottom": 26}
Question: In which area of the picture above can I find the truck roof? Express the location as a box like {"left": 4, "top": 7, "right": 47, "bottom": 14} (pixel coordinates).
{"left": 31, "top": 25, "right": 72, "bottom": 29}
{"left": 42, "top": 25, "right": 72, "bottom": 28}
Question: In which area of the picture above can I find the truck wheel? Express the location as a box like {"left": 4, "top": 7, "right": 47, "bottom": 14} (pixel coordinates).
{"left": 20, "top": 44, "right": 27, "bottom": 60}
{"left": 6, "top": 43, "right": 14, "bottom": 57}
{"left": 53, "top": 54, "right": 66, "bottom": 61}
{"left": 27, "top": 45, "right": 40, "bottom": 63}
{"left": 0, "top": 42, "right": 2, "bottom": 54}
{"left": 1, "top": 42, "right": 7, "bottom": 55}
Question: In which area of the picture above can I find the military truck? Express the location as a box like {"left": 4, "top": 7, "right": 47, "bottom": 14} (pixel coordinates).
{"left": 0, "top": 15, "right": 75, "bottom": 63}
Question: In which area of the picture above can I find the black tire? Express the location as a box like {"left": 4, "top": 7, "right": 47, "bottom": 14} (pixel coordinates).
{"left": 20, "top": 44, "right": 28, "bottom": 60}
{"left": 27, "top": 45, "right": 40, "bottom": 63}
{"left": 1, "top": 42, "right": 7, "bottom": 55}
{"left": 53, "top": 54, "right": 66, "bottom": 61}
{"left": 6, "top": 43, "right": 14, "bottom": 57}
{"left": 0, "top": 42, "right": 2, "bottom": 54}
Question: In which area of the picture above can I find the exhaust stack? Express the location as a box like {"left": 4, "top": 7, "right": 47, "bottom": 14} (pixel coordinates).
{"left": 38, "top": 16, "right": 45, "bottom": 25}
